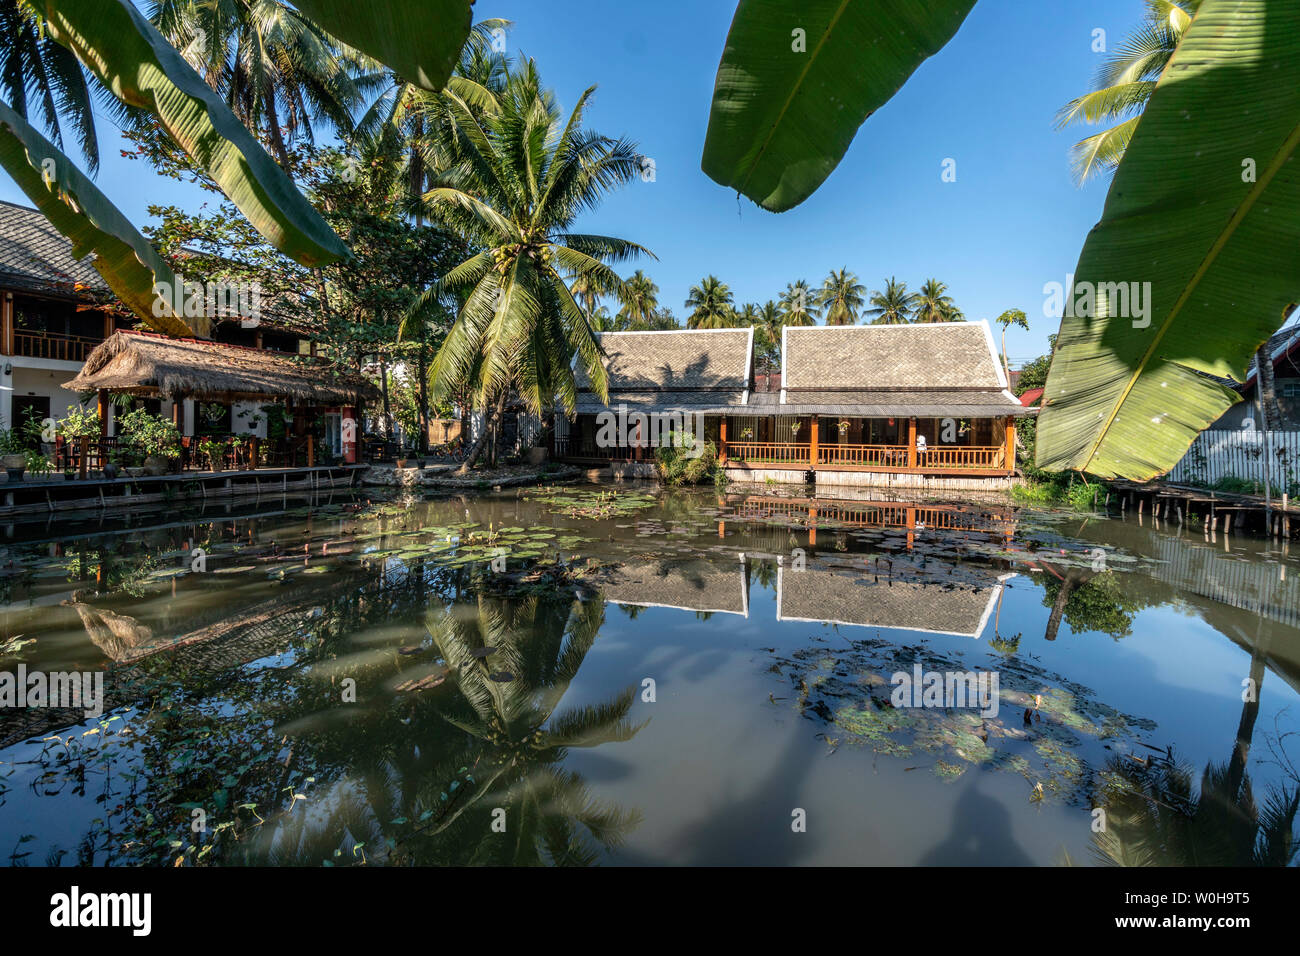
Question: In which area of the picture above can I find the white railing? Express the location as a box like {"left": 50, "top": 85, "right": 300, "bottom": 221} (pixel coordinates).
{"left": 1168, "top": 428, "right": 1300, "bottom": 491}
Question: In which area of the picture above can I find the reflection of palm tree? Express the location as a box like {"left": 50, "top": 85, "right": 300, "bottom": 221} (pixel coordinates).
{"left": 425, "top": 595, "right": 646, "bottom": 864}
{"left": 1089, "top": 751, "right": 1298, "bottom": 866}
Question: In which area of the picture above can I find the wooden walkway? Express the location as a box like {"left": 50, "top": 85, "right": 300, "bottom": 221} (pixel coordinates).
{"left": 1108, "top": 480, "right": 1296, "bottom": 539}
{"left": 0, "top": 465, "right": 365, "bottom": 522}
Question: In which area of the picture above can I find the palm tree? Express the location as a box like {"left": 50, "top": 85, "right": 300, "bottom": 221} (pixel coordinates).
{"left": 149, "top": 0, "right": 370, "bottom": 167}
{"left": 779, "top": 280, "right": 819, "bottom": 326}
{"left": 352, "top": 18, "right": 510, "bottom": 222}
{"left": 616, "top": 269, "right": 659, "bottom": 328}
{"left": 751, "top": 300, "right": 784, "bottom": 373}
{"left": 865, "top": 276, "right": 918, "bottom": 325}
{"left": 569, "top": 268, "right": 610, "bottom": 322}
{"left": 1054, "top": 0, "right": 1199, "bottom": 185}
{"left": 410, "top": 60, "right": 653, "bottom": 470}
{"left": 1, "top": 0, "right": 101, "bottom": 171}
{"left": 912, "top": 278, "right": 963, "bottom": 323}
{"left": 994, "top": 308, "right": 1029, "bottom": 382}
{"left": 685, "top": 275, "right": 735, "bottom": 329}
{"left": 817, "top": 268, "right": 865, "bottom": 325}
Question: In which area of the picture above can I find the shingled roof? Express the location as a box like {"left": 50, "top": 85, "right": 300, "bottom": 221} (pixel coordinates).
{"left": 780, "top": 322, "right": 1028, "bottom": 417}
{"left": 0, "top": 199, "right": 107, "bottom": 297}
{"left": 575, "top": 328, "right": 753, "bottom": 414}
{"left": 64, "top": 330, "right": 378, "bottom": 404}
{"left": 777, "top": 564, "right": 1012, "bottom": 638}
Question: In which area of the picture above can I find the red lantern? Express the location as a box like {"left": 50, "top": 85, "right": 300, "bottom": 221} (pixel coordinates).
{"left": 888, "top": 417, "right": 895, "bottom": 426}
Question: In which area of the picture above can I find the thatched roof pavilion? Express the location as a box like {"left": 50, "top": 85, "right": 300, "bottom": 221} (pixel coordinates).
{"left": 64, "top": 330, "right": 378, "bottom": 405}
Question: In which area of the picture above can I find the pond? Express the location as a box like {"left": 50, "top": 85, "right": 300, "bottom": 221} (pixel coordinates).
{"left": 1, "top": 483, "right": 1298, "bottom": 866}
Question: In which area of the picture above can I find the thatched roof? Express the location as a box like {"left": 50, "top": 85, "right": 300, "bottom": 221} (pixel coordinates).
{"left": 63, "top": 331, "right": 378, "bottom": 404}
{"left": 575, "top": 328, "right": 754, "bottom": 414}
{"left": 780, "top": 321, "right": 1027, "bottom": 417}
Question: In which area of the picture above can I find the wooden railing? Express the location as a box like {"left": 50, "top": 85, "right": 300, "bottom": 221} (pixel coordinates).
{"left": 917, "top": 445, "right": 1005, "bottom": 469}
{"left": 817, "top": 444, "right": 909, "bottom": 468}
{"left": 12, "top": 331, "right": 103, "bottom": 363}
{"left": 724, "top": 442, "right": 1008, "bottom": 471}
{"left": 726, "top": 442, "right": 811, "bottom": 466}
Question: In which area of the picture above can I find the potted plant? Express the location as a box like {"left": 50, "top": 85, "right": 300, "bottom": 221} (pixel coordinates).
{"left": 0, "top": 429, "right": 26, "bottom": 481}
{"left": 116, "top": 408, "right": 181, "bottom": 477}
{"left": 198, "top": 437, "right": 228, "bottom": 472}
{"left": 25, "top": 451, "right": 54, "bottom": 481}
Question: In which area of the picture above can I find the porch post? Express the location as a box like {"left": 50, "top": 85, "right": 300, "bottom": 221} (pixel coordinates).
{"left": 342, "top": 405, "right": 357, "bottom": 463}
{"left": 1, "top": 291, "right": 12, "bottom": 354}
{"left": 1004, "top": 416, "right": 1017, "bottom": 472}
{"left": 97, "top": 390, "right": 109, "bottom": 439}
{"left": 809, "top": 417, "right": 819, "bottom": 467}
{"left": 907, "top": 418, "right": 918, "bottom": 469}
{"left": 719, "top": 417, "right": 727, "bottom": 463}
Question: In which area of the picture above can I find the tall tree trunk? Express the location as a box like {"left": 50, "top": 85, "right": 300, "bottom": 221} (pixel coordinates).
{"left": 1256, "top": 345, "right": 1280, "bottom": 432}
{"left": 379, "top": 355, "right": 394, "bottom": 440}
{"left": 456, "top": 391, "right": 503, "bottom": 475}
{"left": 416, "top": 345, "right": 429, "bottom": 455}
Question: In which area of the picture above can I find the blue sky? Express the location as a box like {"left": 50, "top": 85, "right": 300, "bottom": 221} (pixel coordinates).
{"left": 0, "top": 0, "right": 1144, "bottom": 366}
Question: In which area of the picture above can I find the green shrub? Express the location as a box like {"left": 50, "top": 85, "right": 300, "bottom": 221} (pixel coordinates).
{"left": 655, "top": 432, "right": 726, "bottom": 488}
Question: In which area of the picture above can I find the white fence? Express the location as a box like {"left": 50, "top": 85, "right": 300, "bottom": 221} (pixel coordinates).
{"left": 1168, "top": 428, "right": 1300, "bottom": 492}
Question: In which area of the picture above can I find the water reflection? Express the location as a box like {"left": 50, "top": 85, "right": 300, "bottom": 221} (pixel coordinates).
{"left": 0, "top": 486, "right": 1296, "bottom": 866}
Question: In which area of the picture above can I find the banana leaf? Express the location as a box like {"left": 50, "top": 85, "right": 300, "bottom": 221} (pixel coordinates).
{"left": 292, "top": 0, "right": 474, "bottom": 92}
{"left": 0, "top": 98, "right": 198, "bottom": 337}
{"left": 702, "top": 0, "right": 975, "bottom": 211}
{"left": 1036, "top": 0, "right": 1300, "bottom": 479}
{"left": 37, "top": 0, "right": 349, "bottom": 268}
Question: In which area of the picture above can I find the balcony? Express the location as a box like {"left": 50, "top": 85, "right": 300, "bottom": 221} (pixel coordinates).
{"left": 725, "top": 442, "right": 1009, "bottom": 474}
{"left": 12, "top": 330, "right": 103, "bottom": 363}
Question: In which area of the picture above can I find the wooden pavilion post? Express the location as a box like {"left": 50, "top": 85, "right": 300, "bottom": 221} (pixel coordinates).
{"left": 809, "top": 417, "right": 819, "bottom": 467}
{"left": 907, "top": 418, "right": 918, "bottom": 469}
{"left": 719, "top": 417, "right": 728, "bottom": 463}
{"left": 1004, "top": 416, "right": 1017, "bottom": 472}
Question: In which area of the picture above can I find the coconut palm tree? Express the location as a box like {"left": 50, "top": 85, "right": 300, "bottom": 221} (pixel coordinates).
{"left": 616, "top": 269, "right": 659, "bottom": 328}
{"left": 1054, "top": 0, "right": 1200, "bottom": 185}
{"left": 685, "top": 275, "right": 736, "bottom": 329}
{"left": 1, "top": 0, "right": 102, "bottom": 171}
{"left": 779, "top": 280, "right": 819, "bottom": 326}
{"left": 750, "top": 300, "right": 784, "bottom": 373}
{"left": 817, "top": 267, "right": 866, "bottom": 325}
{"left": 409, "top": 60, "right": 653, "bottom": 471}
{"left": 865, "top": 276, "right": 919, "bottom": 325}
{"left": 149, "top": 0, "right": 371, "bottom": 167}
{"left": 353, "top": 18, "right": 511, "bottom": 220}
{"left": 912, "top": 278, "right": 963, "bottom": 323}
{"left": 569, "top": 268, "right": 611, "bottom": 322}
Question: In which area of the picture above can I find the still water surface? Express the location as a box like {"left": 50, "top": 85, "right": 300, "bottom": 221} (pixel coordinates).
{"left": 1, "top": 484, "right": 1297, "bottom": 865}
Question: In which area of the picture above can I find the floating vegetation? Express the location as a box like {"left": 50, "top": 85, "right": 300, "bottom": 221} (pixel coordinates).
{"left": 775, "top": 637, "right": 1156, "bottom": 798}
{"left": 524, "top": 486, "right": 658, "bottom": 519}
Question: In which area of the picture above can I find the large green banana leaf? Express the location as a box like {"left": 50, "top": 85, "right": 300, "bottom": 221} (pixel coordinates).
{"left": 37, "top": 0, "right": 350, "bottom": 268}
{"left": 701, "top": 0, "right": 975, "bottom": 211}
{"left": 0, "top": 99, "right": 199, "bottom": 338}
{"left": 1036, "top": 0, "right": 1300, "bottom": 480}
{"left": 292, "top": 0, "right": 474, "bottom": 92}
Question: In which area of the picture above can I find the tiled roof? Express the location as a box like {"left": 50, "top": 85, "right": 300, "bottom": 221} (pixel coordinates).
{"left": 577, "top": 328, "right": 752, "bottom": 393}
{"left": 783, "top": 322, "right": 1005, "bottom": 391}
{"left": 0, "top": 199, "right": 107, "bottom": 297}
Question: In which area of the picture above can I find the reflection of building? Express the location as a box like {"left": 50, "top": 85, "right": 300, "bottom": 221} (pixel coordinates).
{"left": 723, "top": 493, "right": 1017, "bottom": 549}
{"left": 601, "top": 555, "right": 749, "bottom": 617}
{"left": 776, "top": 563, "right": 1015, "bottom": 639}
